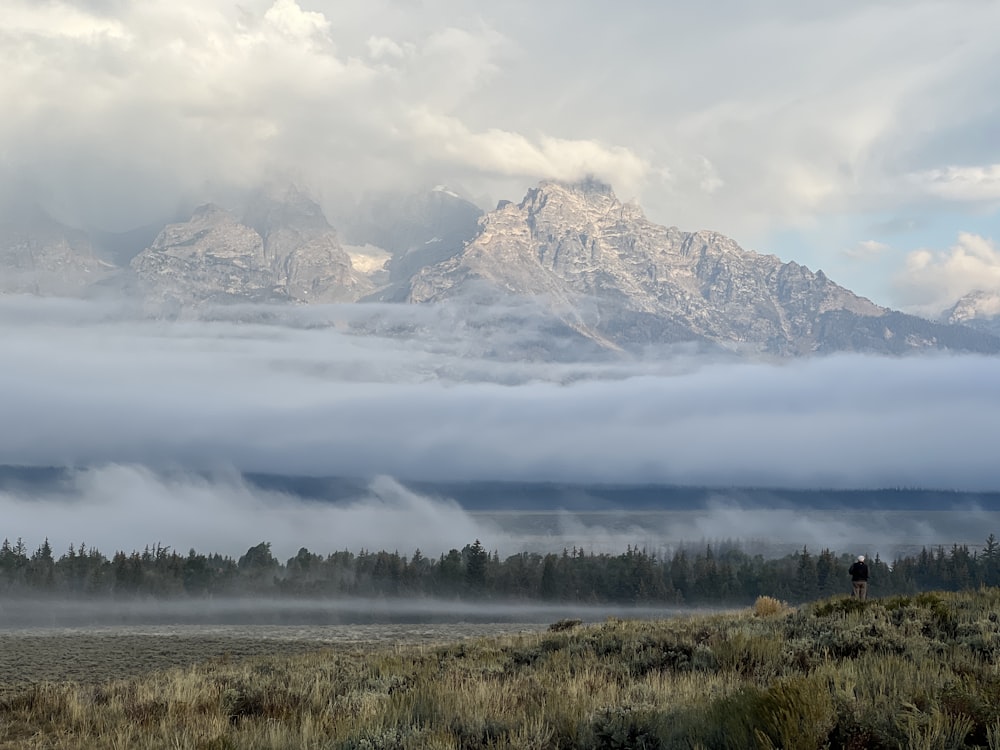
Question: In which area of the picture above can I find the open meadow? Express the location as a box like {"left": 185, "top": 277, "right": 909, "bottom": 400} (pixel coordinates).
{"left": 0, "top": 622, "right": 549, "bottom": 687}
{"left": 2, "top": 590, "right": 1000, "bottom": 749}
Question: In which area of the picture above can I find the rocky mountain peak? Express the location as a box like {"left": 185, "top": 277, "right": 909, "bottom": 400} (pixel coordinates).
{"left": 3, "top": 178, "right": 997, "bottom": 357}
{"left": 0, "top": 207, "right": 112, "bottom": 295}
{"left": 943, "top": 289, "right": 1000, "bottom": 324}
{"left": 401, "top": 180, "right": 999, "bottom": 356}
{"left": 941, "top": 289, "right": 1000, "bottom": 336}
{"left": 131, "top": 189, "right": 371, "bottom": 306}
{"left": 542, "top": 176, "right": 616, "bottom": 197}
{"left": 150, "top": 205, "right": 254, "bottom": 253}
{"left": 511, "top": 179, "right": 646, "bottom": 235}
{"left": 522, "top": 178, "right": 619, "bottom": 210}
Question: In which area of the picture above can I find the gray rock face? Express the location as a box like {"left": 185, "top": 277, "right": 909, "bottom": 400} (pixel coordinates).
{"left": 245, "top": 187, "right": 371, "bottom": 303}
{"left": 131, "top": 204, "right": 274, "bottom": 305}
{"left": 131, "top": 189, "right": 370, "bottom": 306}
{"left": 403, "top": 180, "right": 999, "bottom": 355}
{"left": 0, "top": 209, "right": 113, "bottom": 295}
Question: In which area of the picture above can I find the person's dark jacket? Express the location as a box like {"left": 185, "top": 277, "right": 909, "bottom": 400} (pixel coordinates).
{"left": 849, "top": 561, "right": 869, "bottom": 582}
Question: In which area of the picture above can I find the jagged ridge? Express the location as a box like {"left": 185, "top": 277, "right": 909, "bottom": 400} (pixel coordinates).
{"left": 3, "top": 180, "right": 998, "bottom": 357}
{"left": 402, "top": 181, "right": 998, "bottom": 356}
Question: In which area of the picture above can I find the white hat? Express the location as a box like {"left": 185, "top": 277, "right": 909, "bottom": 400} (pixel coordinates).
{"left": 857, "top": 555, "right": 865, "bottom": 562}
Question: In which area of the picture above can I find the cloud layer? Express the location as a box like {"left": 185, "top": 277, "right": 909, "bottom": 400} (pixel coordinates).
{"left": 1, "top": 0, "right": 648, "bottom": 230}
{"left": 2, "top": 297, "right": 999, "bottom": 493}
{"left": 894, "top": 233, "right": 1000, "bottom": 314}
{"left": 2, "top": 0, "right": 998, "bottom": 257}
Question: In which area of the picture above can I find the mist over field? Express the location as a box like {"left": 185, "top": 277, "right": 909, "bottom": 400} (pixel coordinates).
{"left": 0, "top": 594, "right": 714, "bottom": 629}
{"left": 2, "top": 296, "right": 1000, "bottom": 560}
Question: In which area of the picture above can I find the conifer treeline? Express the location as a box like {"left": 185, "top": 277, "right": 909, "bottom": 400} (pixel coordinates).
{"left": 2, "top": 535, "right": 999, "bottom": 603}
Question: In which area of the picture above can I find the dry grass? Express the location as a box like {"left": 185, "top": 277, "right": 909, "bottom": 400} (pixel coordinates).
{"left": 0, "top": 633, "right": 329, "bottom": 687}
{"left": 2, "top": 590, "right": 1000, "bottom": 748}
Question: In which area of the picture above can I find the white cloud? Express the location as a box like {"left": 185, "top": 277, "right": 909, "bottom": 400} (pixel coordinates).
{"left": 263, "top": 0, "right": 331, "bottom": 40}
{"left": 843, "top": 239, "right": 890, "bottom": 260}
{"left": 366, "top": 35, "right": 406, "bottom": 61}
{"left": 618, "top": 1, "right": 999, "bottom": 231}
{"left": 405, "top": 109, "right": 649, "bottom": 191}
{"left": 911, "top": 164, "right": 1000, "bottom": 203}
{"left": 4, "top": 1, "right": 128, "bottom": 39}
{"left": 0, "top": 0, "right": 656, "bottom": 229}
{"left": 893, "top": 232, "right": 1000, "bottom": 314}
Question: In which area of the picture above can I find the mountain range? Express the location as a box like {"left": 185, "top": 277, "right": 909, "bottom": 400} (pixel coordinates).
{"left": 2, "top": 179, "right": 998, "bottom": 357}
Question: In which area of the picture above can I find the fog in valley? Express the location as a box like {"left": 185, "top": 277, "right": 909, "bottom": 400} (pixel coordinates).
{"left": 4, "top": 464, "right": 998, "bottom": 567}
{"left": 0, "top": 594, "right": 726, "bottom": 630}
{"left": 2, "top": 296, "right": 1000, "bottom": 575}
{"left": 3, "top": 296, "right": 999, "bottom": 488}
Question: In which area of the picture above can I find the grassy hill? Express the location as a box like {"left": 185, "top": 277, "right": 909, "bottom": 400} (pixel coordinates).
{"left": 2, "top": 590, "right": 1000, "bottom": 748}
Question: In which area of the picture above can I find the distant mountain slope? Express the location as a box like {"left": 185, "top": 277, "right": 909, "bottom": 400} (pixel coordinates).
{"left": 131, "top": 189, "right": 371, "bottom": 306}
{"left": 401, "top": 180, "right": 999, "bottom": 356}
{"left": 941, "top": 290, "right": 1000, "bottom": 337}
{"left": 0, "top": 208, "right": 113, "bottom": 295}
{"left": 244, "top": 186, "right": 372, "bottom": 303}
{"left": 3, "top": 181, "right": 999, "bottom": 358}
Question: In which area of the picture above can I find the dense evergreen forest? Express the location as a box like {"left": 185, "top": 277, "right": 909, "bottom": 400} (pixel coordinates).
{"left": 3, "top": 534, "right": 1000, "bottom": 604}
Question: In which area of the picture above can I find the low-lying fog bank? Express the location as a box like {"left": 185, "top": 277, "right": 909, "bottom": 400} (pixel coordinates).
{"left": 474, "top": 507, "right": 1000, "bottom": 562}
{"left": 4, "top": 467, "right": 1000, "bottom": 563}
{"left": 0, "top": 596, "right": 719, "bottom": 630}
{"left": 3, "top": 297, "right": 1000, "bottom": 491}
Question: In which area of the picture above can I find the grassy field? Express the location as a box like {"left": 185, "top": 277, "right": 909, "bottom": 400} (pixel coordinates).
{"left": 0, "top": 632, "right": 359, "bottom": 688}
{"left": 0, "top": 623, "right": 548, "bottom": 686}
{"left": 2, "top": 590, "right": 1000, "bottom": 749}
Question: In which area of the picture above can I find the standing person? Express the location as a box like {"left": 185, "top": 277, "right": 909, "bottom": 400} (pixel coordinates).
{"left": 849, "top": 555, "right": 869, "bottom": 600}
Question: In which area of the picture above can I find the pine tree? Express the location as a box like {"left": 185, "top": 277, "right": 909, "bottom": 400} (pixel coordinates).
{"left": 540, "top": 554, "right": 559, "bottom": 600}
{"left": 464, "top": 540, "right": 488, "bottom": 593}
{"left": 982, "top": 534, "right": 1000, "bottom": 586}
{"left": 793, "top": 547, "right": 818, "bottom": 601}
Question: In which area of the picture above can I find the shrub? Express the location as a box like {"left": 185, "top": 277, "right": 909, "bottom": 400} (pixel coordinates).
{"left": 695, "top": 686, "right": 769, "bottom": 749}
{"left": 753, "top": 596, "right": 790, "bottom": 618}
{"left": 812, "top": 596, "right": 869, "bottom": 618}
{"left": 755, "top": 675, "right": 836, "bottom": 749}
{"left": 896, "top": 705, "right": 974, "bottom": 749}
{"left": 336, "top": 727, "right": 406, "bottom": 750}
{"left": 713, "top": 632, "right": 786, "bottom": 680}
{"left": 589, "top": 706, "right": 665, "bottom": 750}
{"left": 550, "top": 618, "right": 583, "bottom": 632}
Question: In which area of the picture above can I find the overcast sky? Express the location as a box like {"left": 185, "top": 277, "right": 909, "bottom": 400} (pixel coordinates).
{"left": 2, "top": 0, "right": 999, "bottom": 313}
